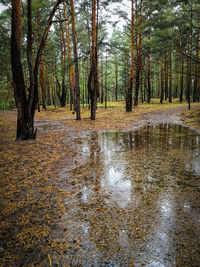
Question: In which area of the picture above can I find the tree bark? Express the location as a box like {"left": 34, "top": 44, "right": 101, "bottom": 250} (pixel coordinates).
{"left": 101, "top": 58, "right": 104, "bottom": 104}
{"left": 63, "top": 2, "right": 75, "bottom": 110}
{"left": 193, "top": 31, "right": 199, "bottom": 102}
{"left": 58, "top": 7, "right": 67, "bottom": 107}
{"left": 45, "top": 63, "right": 51, "bottom": 105}
{"left": 180, "top": 43, "right": 184, "bottom": 103}
{"left": 36, "top": 9, "right": 46, "bottom": 110}
{"left": 164, "top": 53, "right": 168, "bottom": 101}
{"left": 147, "top": 34, "right": 151, "bottom": 103}
{"left": 187, "top": 39, "right": 191, "bottom": 110}
{"left": 169, "top": 49, "right": 172, "bottom": 103}
{"left": 51, "top": 75, "right": 55, "bottom": 106}
{"left": 89, "top": 0, "right": 98, "bottom": 120}
{"left": 115, "top": 56, "right": 118, "bottom": 101}
{"left": 70, "top": 0, "right": 81, "bottom": 119}
{"left": 134, "top": 0, "right": 142, "bottom": 107}
{"left": 105, "top": 54, "right": 108, "bottom": 109}
{"left": 160, "top": 56, "right": 164, "bottom": 104}
{"left": 11, "top": 0, "right": 63, "bottom": 140}
{"left": 126, "top": 0, "right": 134, "bottom": 111}
{"left": 11, "top": 0, "right": 34, "bottom": 140}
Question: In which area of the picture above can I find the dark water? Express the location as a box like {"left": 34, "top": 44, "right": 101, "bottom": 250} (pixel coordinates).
{"left": 60, "top": 124, "right": 200, "bottom": 266}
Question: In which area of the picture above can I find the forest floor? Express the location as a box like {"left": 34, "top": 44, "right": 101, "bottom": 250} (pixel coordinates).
{"left": 0, "top": 100, "right": 200, "bottom": 266}
{"left": 38, "top": 100, "right": 200, "bottom": 132}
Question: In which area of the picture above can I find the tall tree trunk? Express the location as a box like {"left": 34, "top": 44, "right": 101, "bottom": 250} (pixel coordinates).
{"left": 198, "top": 60, "right": 200, "bottom": 101}
{"left": 51, "top": 75, "right": 55, "bottom": 106}
{"left": 152, "top": 72, "right": 154, "bottom": 98}
{"left": 70, "top": 0, "right": 81, "bottom": 119}
{"left": 187, "top": 39, "right": 191, "bottom": 109}
{"left": 45, "top": 63, "right": 51, "bottom": 105}
{"left": 11, "top": 0, "right": 34, "bottom": 140}
{"left": 27, "top": 0, "right": 34, "bottom": 97}
{"left": 193, "top": 31, "right": 199, "bottom": 102}
{"left": 157, "top": 72, "right": 160, "bottom": 98}
{"left": 89, "top": 0, "right": 98, "bottom": 120}
{"left": 169, "top": 49, "right": 172, "bottom": 103}
{"left": 186, "top": 2, "right": 192, "bottom": 110}
{"left": 39, "top": 56, "right": 46, "bottom": 109}
{"left": 160, "top": 56, "right": 164, "bottom": 104}
{"left": 164, "top": 52, "right": 168, "bottom": 100}
{"left": 105, "top": 54, "right": 108, "bottom": 109}
{"left": 140, "top": 69, "right": 144, "bottom": 103}
{"left": 12, "top": 0, "right": 63, "bottom": 140}
{"left": 147, "top": 34, "right": 151, "bottom": 103}
{"left": 115, "top": 56, "right": 118, "bottom": 102}
{"left": 96, "top": 0, "right": 100, "bottom": 100}
{"left": 36, "top": 9, "right": 46, "bottom": 110}
{"left": 59, "top": 8, "right": 67, "bottom": 107}
{"left": 144, "top": 76, "right": 147, "bottom": 102}
{"left": 63, "top": 2, "right": 75, "bottom": 110}
{"left": 134, "top": 0, "right": 142, "bottom": 107}
{"left": 126, "top": 0, "right": 134, "bottom": 111}
{"left": 101, "top": 58, "right": 104, "bottom": 104}
{"left": 180, "top": 43, "right": 184, "bottom": 103}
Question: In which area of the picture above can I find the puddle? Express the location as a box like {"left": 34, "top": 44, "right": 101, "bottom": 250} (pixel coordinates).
{"left": 34, "top": 120, "right": 66, "bottom": 132}
{"left": 59, "top": 124, "right": 200, "bottom": 266}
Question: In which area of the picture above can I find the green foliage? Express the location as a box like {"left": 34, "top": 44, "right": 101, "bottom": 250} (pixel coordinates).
{"left": 0, "top": 0, "right": 200, "bottom": 109}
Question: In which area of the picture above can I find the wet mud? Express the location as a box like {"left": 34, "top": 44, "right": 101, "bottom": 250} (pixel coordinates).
{"left": 58, "top": 124, "right": 200, "bottom": 266}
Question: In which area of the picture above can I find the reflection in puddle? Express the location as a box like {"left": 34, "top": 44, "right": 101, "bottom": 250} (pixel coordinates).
{"left": 102, "top": 166, "right": 131, "bottom": 209}
{"left": 59, "top": 124, "right": 200, "bottom": 266}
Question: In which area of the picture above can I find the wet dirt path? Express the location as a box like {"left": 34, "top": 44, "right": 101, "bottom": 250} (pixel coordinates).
{"left": 130, "top": 104, "right": 199, "bottom": 132}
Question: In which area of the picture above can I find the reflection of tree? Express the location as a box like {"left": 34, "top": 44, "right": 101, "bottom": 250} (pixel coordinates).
{"left": 64, "top": 125, "right": 200, "bottom": 265}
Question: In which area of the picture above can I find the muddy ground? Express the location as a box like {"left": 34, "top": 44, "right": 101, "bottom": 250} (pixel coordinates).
{"left": 0, "top": 103, "right": 200, "bottom": 266}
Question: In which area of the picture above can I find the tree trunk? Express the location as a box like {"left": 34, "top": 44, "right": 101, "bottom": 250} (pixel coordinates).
{"left": 59, "top": 8, "right": 67, "bottom": 107}
{"left": 147, "top": 35, "right": 151, "bottom": 103}
{"left": 63, "top": 2, "right": 75, "bottom": 110}
{"left": 193, "top": 31, "right": 199, "bottom": 102}
{"left": 115, "top": 56, "right": 118, "bottom": 101}
{"left": 186, "top": 3, "right": 192, "bottom": 110}
{"left": 160, "top": 56, "right": 164, "bottom": 104}
{"left": 39, "top": 56, "right": 46, "bottom": 109}
{"left": 164, "top": 53, "right": 168, "bottom": 100}
{"left": 101, "top": 58, "right": 104, "bottom": 104}
{"left": 51, "top": 75, "right": 55, "bottom": 106}
{"left": 45, "top": 63, "right": 51, "bottom": 105}
{"left": 11, "top": 0, "right": 35, "bottom": 140}
{"left": 169, "top": 49, "right": 172, "bottom": 103}
{"left": 134, "top": 0, "right": 142, "bottom": 107}
{"left": 36, "top": 9, "right": 46, "bottom": 110}
{"left": 89, "top": 0, "right": 98, "bottom": 120}
{"left": 140, "top": 70, "right": 144, "bottom": 103}
{"left": 105, "top": 54, "right": 108, "bottom": 109}
{"left": 70, "top": 0, "right": 81, "bottom": 119}
{"left": 187, "top": 39, "right": 191, "bottom": 110}
{"left": 27, "top": 0, "right": 34, "bottom": 99}
{"left": 126, "top": 0, "right": 134, "bottom": 111}
{"left": 11, "top": 0, "right": 63, "bottom": 140}
{"left": 180, "top": 44, "right": 184, "bottom": 103}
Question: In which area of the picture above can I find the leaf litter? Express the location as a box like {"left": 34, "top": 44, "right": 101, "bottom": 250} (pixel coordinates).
{"left": 0, "top": 103, "right": 200, "bottom": 266}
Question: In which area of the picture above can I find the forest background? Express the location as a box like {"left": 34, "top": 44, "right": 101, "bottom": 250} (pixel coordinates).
{"left": 0, "top": 0, "right": 200, "bottom": 139}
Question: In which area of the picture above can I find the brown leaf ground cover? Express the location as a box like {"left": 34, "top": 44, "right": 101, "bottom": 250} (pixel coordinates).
{"left": 35, "top": 99, "right": 200, "bottom": 132}
{"left": 0, "top": 100, "right": 199, "bottom": 265}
